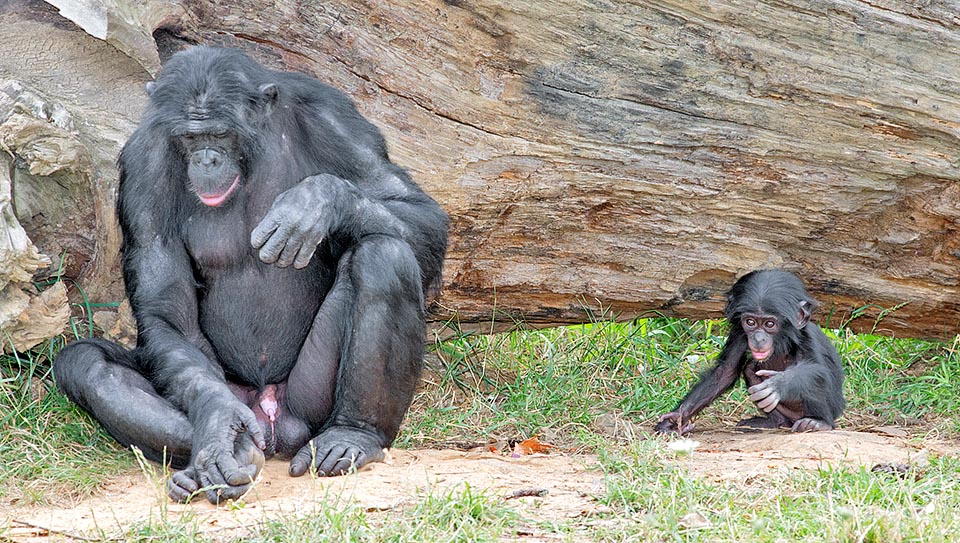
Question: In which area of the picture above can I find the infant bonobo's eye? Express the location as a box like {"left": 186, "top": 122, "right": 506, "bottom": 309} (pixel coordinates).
{"left": 763, "top": 319, "right": 778, "bottom": 331}
{"left": 743, "top": 317, "right": 757, "bottom": 329}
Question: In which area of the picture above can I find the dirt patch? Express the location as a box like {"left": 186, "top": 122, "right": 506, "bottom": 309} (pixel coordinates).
{"left": 3, "top": 449, "right": 605, "bottom": 542}
{"left": 2, "top": 430, "right": 954, "bottom": 541}
{"left": 664, "top": 427, "right": 946, "bottom": 483}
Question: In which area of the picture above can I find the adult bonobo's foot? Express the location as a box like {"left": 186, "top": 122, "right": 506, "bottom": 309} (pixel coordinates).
{"left": 654, "top": 411, "right": 695, "bottom": 435}
{"left": 167, "top": 433, "right": 265, "bottom": 503}
{"left": 289, "top": 426, "right": 386, "bottom": 477}
{"left": 791, "top": 417, "right": 833, "bottom": 432}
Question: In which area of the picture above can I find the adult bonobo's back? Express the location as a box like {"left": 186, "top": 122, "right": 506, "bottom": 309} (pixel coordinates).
{"left": 53, "top": 46, "right": 449, "bottom": 504}
{"left": 655, "top": 269, "right": 844, "bottom": 435}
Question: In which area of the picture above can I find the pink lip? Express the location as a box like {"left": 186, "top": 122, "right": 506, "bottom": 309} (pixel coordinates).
{"left": 198, "top": 175, "right": 240, "bottom": 207}
{"left": 751, "top": 349, "right": 772, "bottom": 361}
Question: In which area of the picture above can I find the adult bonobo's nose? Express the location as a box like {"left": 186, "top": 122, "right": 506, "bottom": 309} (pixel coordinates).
{"left": 193, "top": 148, "right": 223, "bottom": 171}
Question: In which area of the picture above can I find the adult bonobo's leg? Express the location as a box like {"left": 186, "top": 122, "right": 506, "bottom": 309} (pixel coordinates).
{"left": 286, "top": 235, "right": 426, "bottom": 477}
{"left": 53, "top": 338, "right": 193, "bottom": 467}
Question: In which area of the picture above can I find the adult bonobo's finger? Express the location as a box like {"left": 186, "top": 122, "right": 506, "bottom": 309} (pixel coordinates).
{"left": 250, "top": 214, "right": 280, "bottom": 249}
{"left": 276, "top": 233, "right": 305, "bottom": 268}
{"left": 167, "top": 469, "right": 200, "bottom": 503}
{"left": 217, "top": 454, "right": 254, "bottom": 487}
{"left": 293, "top": 241, "right": 320, "bottom": 269}
{"left": 236, "top": 408, "right": 266, "bottom": 451}
{"left": 257, "top": 227, "right": 291, "bottom": 264}
{"left": 198, "top": 468, "right": 228, "bottom": 504}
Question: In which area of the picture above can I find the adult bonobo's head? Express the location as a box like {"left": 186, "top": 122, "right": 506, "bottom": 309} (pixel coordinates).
{"left": 724, "top": 269, "right": 818, "bottom": 363}
{"left": 141, "top": 47, "right": 280, "bottom": 207}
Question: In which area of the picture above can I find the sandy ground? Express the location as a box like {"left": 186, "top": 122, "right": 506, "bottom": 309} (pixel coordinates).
{"left": 1, "top": 428, "right": 952, "bottom": 542}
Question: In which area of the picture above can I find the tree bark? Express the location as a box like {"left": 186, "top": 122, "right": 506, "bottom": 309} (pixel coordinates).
{"left": 1, "top": 0, "right": 958, "bottom": 342}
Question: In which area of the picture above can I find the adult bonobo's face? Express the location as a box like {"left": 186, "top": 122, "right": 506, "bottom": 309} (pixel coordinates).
{"left": 741, "top": 313, "right": 780, "bottom": 361}
{"left": 178, "top": 128, "right": 242, "bottom": 207}
{"left": 143, "top": 48, "right": 279, "bottom": 208}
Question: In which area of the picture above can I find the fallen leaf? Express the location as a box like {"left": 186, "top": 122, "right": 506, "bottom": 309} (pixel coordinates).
{"left": 513, "top": 436, "right": 556, "bottom": 456}
{"left": 679, "top": 511, "right": 711, "bottom": 530}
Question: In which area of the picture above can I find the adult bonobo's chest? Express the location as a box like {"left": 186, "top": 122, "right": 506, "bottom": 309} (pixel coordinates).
{"left": 182, "top": 201, "right": 331, "bottom": 385}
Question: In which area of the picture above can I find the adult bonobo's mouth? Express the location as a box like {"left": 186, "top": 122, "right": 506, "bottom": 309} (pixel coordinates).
{"left": 197, "top": 175, "right": 241, "bottom": 207}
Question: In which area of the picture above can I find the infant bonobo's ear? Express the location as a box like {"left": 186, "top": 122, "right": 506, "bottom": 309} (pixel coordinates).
{"left": 797, "top": 301, "right": 811, "bottom": 329}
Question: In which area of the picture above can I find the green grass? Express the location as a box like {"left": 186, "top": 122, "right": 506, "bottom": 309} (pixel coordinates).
{"left": 3, "top": 317, "right": 960, "bottom": 541}
{"left": 592, "top": 439, "right": 960, "bottom": 542}
{"left": 0, "top": 339, "right": 132, "bottom": 505}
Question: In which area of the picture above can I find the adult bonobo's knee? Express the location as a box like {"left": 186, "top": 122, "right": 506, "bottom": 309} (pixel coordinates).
{"left": 54, "top": 46, "right": 448, "bottom": 504}
{"left": 350, "top": 235, "right": 424, "bottom": 303}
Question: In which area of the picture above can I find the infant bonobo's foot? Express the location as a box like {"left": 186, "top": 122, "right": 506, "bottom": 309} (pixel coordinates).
{"left": 167, "top": 433, "right": 265, "bottom": 503}
{"left": 736, "top": 416, "right": 789, "bottom": 430}
{"left": 289, "top": 426, "right": 385, "bottom": 477}
{"left": 791, "top": 417, "right": 833, "bottom": 432}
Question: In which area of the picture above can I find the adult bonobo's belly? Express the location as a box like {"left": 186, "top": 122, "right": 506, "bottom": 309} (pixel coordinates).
{"left": 198, "top": 263, "right": 327, "bottom": 385}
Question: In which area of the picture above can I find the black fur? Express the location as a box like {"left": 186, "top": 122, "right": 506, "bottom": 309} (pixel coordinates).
{"left": 53, "top": 47, "right": 448, "bottom": 503}
{"left": 655, "top": 270, "right": 845, "bottom": 435}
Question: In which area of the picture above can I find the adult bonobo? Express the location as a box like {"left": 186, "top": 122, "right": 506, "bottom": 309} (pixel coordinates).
{"left": 655, "top": 270, "right": 844, "bottom": 435}
{"left": 53, "top": 47, "right": 449, "bottom": 503}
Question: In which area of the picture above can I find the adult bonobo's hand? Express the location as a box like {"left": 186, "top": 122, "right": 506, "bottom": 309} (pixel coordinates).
{"left": 168, "top": 400, "right": 266, "bottom": 503}
{"left": 251, "top": 174, "right": 358, "bottom": 269}
{"left": 747, "top": 369, "right": 783, "bottom": 412}
{"left": 654, "top": 411, "right": 695, "bottom": 435}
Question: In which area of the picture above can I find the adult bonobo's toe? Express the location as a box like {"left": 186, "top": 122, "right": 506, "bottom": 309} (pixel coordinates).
{"left": 288, "top": 426, "right": 385, "bottom": 477}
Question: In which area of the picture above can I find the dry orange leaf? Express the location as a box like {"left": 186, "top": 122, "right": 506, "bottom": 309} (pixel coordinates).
{"left": 512, "top": 436, "right": 556, "bottom": 456}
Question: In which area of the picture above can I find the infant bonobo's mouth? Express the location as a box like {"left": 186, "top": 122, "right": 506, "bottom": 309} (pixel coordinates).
{"left": 198, "top": 175, "right": 240, "bottom": 207}
{"left": 751, "top": 349, "right": 772, "bottom": 361}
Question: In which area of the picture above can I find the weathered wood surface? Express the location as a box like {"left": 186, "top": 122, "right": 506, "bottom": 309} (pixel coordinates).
{"left": 1, "top": 0, "right": 959, "bottom": 342}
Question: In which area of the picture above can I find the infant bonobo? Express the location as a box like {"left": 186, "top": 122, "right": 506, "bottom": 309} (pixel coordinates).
{"left": 655, "top": 270, "right": 844, "bottom": 435}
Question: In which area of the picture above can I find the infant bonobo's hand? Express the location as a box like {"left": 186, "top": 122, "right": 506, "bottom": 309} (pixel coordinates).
{"left": 747, "top": 369, "right": 783, "bottom": 412}
{"left": 654, "top": 411, "right": 695, "bottom": 435}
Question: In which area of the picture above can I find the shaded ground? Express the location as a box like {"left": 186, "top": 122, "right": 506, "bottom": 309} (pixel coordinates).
{"left": 1, "top": 429, "right": 953, "bottom": 542}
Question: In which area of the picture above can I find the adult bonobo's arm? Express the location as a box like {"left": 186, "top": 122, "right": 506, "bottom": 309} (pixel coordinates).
{"left": 118, "top": 144, "right": 266, "bottom": 501}
{"left": 655, "top": 333, "right": 748, "bottom": 435}
{"left": 249, "top": 85, "right": 448, "bottom": 275}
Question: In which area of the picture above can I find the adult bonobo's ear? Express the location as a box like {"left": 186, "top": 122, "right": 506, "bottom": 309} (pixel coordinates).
{"left": 145, "top": 81, "right": 157, "bottom": 96}
{"left": 797, "top": 301, "right": 812, "bottom": 329}
{"left": 260, "top": 83, "right": 279, "bottom": 103}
